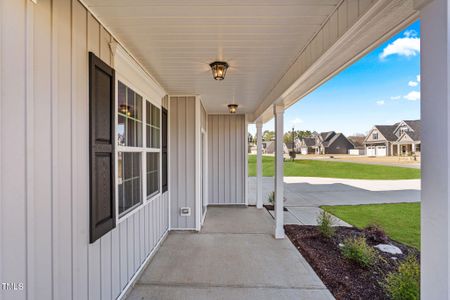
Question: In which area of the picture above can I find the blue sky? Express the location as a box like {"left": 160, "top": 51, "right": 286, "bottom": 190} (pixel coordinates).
{"left": 249, "top": 20, "right": 421, "bottom": 136}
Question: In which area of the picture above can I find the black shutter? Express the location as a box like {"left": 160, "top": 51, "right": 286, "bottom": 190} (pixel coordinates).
{"left": 89, "top": 52, "right": 116, "bottom": 243}
{"left": 162, "top": 107, "right": 168, "bottom": 193}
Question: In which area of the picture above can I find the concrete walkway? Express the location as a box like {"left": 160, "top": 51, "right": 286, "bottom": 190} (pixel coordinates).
{"left": 248, "top": 177, "right": 420, "bottom": 207}
{"left": 127, "top": 207, "right": 334, "bottom": 300}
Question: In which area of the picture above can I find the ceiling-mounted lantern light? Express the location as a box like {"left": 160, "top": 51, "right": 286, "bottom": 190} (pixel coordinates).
{"left": 228, "top": 104, "right": 238, "bottom": 114}
{"left": 209, "top": 61, "right": 229, "bottom": 80}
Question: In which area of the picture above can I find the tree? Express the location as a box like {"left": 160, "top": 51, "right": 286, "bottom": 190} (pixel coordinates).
{"left": 263, "top": 130, "right": 275, "bottom": 141}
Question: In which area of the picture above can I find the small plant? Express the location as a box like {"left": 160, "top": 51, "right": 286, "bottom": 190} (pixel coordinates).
{"left": 364, "top": 224, "right": 389, "bottom": 244}
{"left": 317, "top": 211, "right": 335, "bottom": 238}
{"left": 341, "top": 236, "right": 378, "bottom": 268}
{"left": 384, "top": 256, "right": 420, "bottom": 300}
{"left": 267, "top": 191, "right": 275, "bottom": 205}
{"left": 267, "top": 191, "right": 287, "bottom": 205}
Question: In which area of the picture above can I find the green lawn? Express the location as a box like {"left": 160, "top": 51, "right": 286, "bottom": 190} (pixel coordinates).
{"left": 248, "top": 155, "right": 421, "bottom": 180}
{"left": 321, "top": 203, "right": 420, "bottom": 249}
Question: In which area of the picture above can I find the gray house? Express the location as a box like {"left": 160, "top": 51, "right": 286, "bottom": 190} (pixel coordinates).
{"left": 364, "top": 120, "right": 421, "bottom": 156}
{"left": 313, "top": 131, "right": 355, "bottom": 155}
{"left": 295, "top": 137, "right": 316, "bottom": 154}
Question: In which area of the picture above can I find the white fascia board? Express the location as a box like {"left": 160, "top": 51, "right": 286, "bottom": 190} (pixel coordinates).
{"left": 112, "top": 42, "right": 166, "bottom": 104}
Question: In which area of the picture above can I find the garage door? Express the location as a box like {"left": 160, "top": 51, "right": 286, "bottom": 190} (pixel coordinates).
{"left": 301, "top": 148, "right": 308, "bottom": 155}
{"left": 376, "top": 146, "right": 387, "bottom": 156}
{"left": 367, "top": 146, "right": 376, "bottom": 156}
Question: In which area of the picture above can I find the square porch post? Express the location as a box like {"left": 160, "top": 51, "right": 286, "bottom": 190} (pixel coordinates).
{"left": 420, "top": 0, "right": 450, "bottom": 297}
{"left": 256, "top": 121, "right": 263, "bottom": 209}
{"left": 274, "top": 105, "right": 285, "bottom": 239}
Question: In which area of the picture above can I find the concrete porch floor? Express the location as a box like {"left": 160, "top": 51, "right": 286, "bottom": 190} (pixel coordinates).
{"left": 127, "top": 207, "right": 334, "bottom": 300}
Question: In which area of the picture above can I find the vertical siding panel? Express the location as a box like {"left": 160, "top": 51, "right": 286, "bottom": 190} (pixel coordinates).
{"left": 99, "top": 27, "right": 111, "bottom": 64}
{"left": 71, "top": 1, "right": 88, "bottom": 299}
{"left": 224, "top": 116, "right": 230, "bottom": 203}
{"left": 134, "top": 213, "right": 139, "bottom": 271}
{"left": 229, "top": 116, "right": 236, "bottom": 203}
{"left": 207, "top": 116, "right": 213, "bottom": 203}
{"left": 178, "top": 98, "right": 186, "bottom": 226}
{"left": 235, "top": 116, "right": 242, "bottom": 202}
{"left": 100, "top": 235, "right": 111, "bottom": 300}
{"left": 127, "top": 218, "right": 133, "bottom": 280}
{"left": 169, "top": 97, "right": 178, "bottom": 228}
{"left": 1, "top": 1, "right": 26, "bottom": 299}
{"left": 111, "top": 228, "right": 120, "bottom": 299}
{"left": 29, "top": 0, "right": 53, "bottom": 298}
{"left": 140, "top": 208, "right": 145, "bottom": 263}
{"left": 186, "top": 97, "right": 195, "bottom": 228}
{"left": 218, "top": 115, "right": 224, "bottom": 203}
{"left": 119, "top": 222, "right": 128, "bottom": 290}
{"left": 207, "top": 115, "right": 245, "bottom": 205}
{"left": 144, "top": 202, "right": 149, "bottom": 257}
{"left": 53, "top": 0, "right": 74, "bottom": 298}
{"left": 87, "top": 12, "right": 101, "bottom": 300}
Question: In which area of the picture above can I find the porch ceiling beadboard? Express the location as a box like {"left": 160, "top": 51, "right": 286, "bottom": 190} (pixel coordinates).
{"left": 82, "top": 0, "right": 341, "bottom": 114}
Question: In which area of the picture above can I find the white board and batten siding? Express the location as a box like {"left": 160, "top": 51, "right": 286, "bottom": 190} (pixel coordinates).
{"left": 168, "top": 96, "right": 197, "bottom": 229}
{"left": 208, "top": 115, "right": 247, "bottom": 205}
{"left": 0, "top": 1, "right": 169, "bottom": 299}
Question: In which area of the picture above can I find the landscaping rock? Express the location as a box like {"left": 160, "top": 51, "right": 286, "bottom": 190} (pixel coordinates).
{"left": 374, "top": 244, "right": 403, "bottom": 255}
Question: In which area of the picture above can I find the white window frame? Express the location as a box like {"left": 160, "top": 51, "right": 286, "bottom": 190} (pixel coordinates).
{"left": 115, "top": 75, "right": 162, "bottom": 224}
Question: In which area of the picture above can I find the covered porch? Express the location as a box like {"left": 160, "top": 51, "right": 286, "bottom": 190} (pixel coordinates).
{"left": 1, "top": 0, "right": 449, "bottom": 299}
{"left": 127, "top": 206, "right": 333, "bottom": 300}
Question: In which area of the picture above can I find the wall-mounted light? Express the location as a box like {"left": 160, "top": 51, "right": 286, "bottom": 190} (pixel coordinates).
{"left": 209, "top": 61, "right": 229, "bottom": 80}
{"left": 228, "top": 104, "right": 238, "bottom": 114}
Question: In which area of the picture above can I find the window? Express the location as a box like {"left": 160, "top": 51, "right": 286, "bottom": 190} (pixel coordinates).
{"left": 372, "top": 133, "right": 378, "bottom": 140}
{"left": 117, "top": 81, "right": 161, "bottom": 217}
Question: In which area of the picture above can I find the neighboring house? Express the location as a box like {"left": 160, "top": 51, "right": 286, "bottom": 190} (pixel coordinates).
{"left": 295, "top": 137, "right": 316, "bottom": 154}
{"left": 364, "top": 120, "right": 421, "bottom": 156}
{"left": 264, "top": 140, "right": 289, "bottom": 154}
{"left": 313, "top": 131, "right": 355, "bottom": 155}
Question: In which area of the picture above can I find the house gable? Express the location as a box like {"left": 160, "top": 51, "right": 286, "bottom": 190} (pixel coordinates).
{"left": 364, "top": 127, "right": 387, "bottom": 143}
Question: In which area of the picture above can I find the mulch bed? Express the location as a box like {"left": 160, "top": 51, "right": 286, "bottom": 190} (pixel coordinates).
{"left": 263, "top": 204, "right": 288, "bottom": 212}
{"left": 285, "top": 225, "right": 420, "bottom": 300}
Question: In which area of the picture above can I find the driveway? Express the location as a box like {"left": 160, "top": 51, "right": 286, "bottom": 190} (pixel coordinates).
{"left": 248, "top": 177, "right": 421, "bottom": 207}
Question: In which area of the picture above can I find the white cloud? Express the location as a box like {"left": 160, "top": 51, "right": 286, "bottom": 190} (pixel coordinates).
{"left": 408, "top": 81, "right": 418, "bottom": 87}
{"left": 404, "top": 91, "right": 421, "bottom": 101}
{"left": 404, "top": 30, "right": 418, "bottom": 38}
{"left": 379, "top": 32, "right": 420, "bottom": 59}
{"left": 417, "top": 75, "right": 421, "bottom": 82}
{"left": 390, "top": 95, "right": 401, "bottom": 100}
{"left": 290, "top": 118, "right": 304, "bottom": 128}
{"left": 376, "top": 100, "right": 385, "bottom": 106}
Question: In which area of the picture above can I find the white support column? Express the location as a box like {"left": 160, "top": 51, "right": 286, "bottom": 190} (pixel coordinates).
{"left": 420, "top": 0, "right": 450, "bottom": 298}
{"left": 256, "top": 121, "right": 263, "bottom": 209}
{"left": 274, "top": 105, "right": 285, "bottom": 239}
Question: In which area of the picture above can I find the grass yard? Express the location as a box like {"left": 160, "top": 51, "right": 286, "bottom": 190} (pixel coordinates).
{"left": 321, "top": 203, "right": 420, "bottom": 248}
{"left": 248, "top": 155, "right": 421, "bottom": 180}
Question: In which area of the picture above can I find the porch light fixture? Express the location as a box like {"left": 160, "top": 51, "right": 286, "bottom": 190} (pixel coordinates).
{"left": 228, "top": 104, "right": 238, "bottom": 114}
{"left": 209, "top": 61, "right": 229, "bottom": 80}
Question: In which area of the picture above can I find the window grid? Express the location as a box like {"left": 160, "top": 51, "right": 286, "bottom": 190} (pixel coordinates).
{"left": 117, "top": 80, "right": 161, "bottom": 219}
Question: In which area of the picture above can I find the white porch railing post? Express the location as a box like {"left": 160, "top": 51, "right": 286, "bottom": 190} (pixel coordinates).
{"left": 274, "top": 105, "right": 285, "bottom": 239}
{"left": 256, "top": 121, "right": 263, "bottom": 209}
{"left": 420, "top": 0, "right": 450, "bottom": 298}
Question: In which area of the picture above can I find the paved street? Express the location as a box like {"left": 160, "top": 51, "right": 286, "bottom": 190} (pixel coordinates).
{"left": 248, "top": 177, "right": 421, "bottom": 207}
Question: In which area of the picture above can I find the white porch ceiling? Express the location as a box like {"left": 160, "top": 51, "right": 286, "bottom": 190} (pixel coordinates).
{"left": 84, "top": 0, "right": 341, "bottom": 114}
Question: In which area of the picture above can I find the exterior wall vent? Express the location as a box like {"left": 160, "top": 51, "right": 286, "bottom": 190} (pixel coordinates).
{"left": 180, "top": 207, "right": 191, "bottom": 217}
